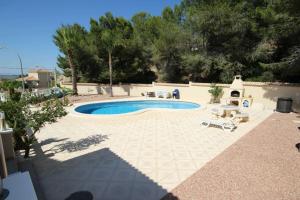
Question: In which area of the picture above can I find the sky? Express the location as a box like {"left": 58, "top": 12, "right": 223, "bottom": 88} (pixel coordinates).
{"left": 0, "top": 0, "right": 181, "bottom": 75}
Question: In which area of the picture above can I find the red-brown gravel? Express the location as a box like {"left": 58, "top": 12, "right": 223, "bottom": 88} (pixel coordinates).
{"left": 162, "top": 112, "right": 300, "bottom": 200}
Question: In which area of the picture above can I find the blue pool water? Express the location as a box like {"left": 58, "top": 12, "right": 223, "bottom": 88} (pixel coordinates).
{"left": 75, "top": 100, "right": 200, "bottom": 115}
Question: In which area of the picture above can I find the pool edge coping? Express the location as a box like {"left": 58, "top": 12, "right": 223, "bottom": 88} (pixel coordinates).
{"left": 68, "top": 97, "right": 206, "bottom": 118}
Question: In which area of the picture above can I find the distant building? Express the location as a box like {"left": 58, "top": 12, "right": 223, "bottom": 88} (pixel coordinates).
{"left": 16, "top": 69, "right": 53, "bottom": 88}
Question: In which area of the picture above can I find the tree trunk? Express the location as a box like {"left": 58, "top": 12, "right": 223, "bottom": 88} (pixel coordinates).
{"left": 109, "top": 51, "right": 113, "bottom": 97}
{"left": 67, "top": 50, "right": 78, "bottom": 95}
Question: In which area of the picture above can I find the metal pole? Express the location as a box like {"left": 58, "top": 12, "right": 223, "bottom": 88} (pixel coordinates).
{"left": 54, "top": 67, "right": 57, "bottom": 87}
{"left": 17, "top": 54, "right": 25, "bottom": 92}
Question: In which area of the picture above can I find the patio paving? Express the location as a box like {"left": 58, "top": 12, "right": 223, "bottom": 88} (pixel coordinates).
{"left": 30, "top": 97, "right": 272, "bottom": 200}
{"left": 162, "top": 112, "right": 300, "bottom": 200}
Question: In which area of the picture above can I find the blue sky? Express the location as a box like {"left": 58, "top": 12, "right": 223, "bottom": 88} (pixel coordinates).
{"left": 0, "top": 0, "right": 181, "bottom": 75}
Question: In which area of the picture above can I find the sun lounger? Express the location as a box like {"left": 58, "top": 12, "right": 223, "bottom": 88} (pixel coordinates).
{"left": 201, "top": 118, "right": 237, "bottom": 132}
{"left": 156, "top": 90, "right": 171, "bottom": 98}
{"left": 211, "top": 108, "right": 225, "bottom": 118}
{"left": 234, "top": 112, "right": 249, "bottom": 122}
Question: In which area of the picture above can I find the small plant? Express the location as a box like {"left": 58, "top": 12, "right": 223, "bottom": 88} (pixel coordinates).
{"left": 62, "top": 95, "right": 70, "bottom": 106}
{"left": 208, "top": 84, "right": 223, "bottom": 103}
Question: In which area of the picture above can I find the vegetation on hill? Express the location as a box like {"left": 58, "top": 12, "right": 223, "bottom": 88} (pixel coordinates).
{"left": 54, "top": 0, "right": 300, "bottom": 84}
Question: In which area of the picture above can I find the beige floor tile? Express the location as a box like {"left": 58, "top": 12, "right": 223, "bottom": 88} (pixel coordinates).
{"left": 173, "top": 150, "right": 192, "bottom": 159}
{"left": 157, "top": 169, "right": 180, "bottom": 184}
{"left": 140, "top": 149, "right": 156, "bottom": 158}
{"left": 138, "top": 158, "right": 156, "bottom": 169}
{"left": 177, "top": 169, "right": 196, "bottom": 182}
{"left": 157, "top": 150, "right": 174, "bottom": 159}
{"left": 123, "top": 149, "right": 141, "bottom": 158}
{"left": 156, "top": 159, "right": 177, "bottom": 170}
{"left": 175, "top": 159, "right": 197, "bottom": 170}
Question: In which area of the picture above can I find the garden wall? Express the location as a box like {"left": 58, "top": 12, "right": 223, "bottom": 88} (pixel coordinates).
{"left": 61, "top": 82, "right": 300, "bottom": 111}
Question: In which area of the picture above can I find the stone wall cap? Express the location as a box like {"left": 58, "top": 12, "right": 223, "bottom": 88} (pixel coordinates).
{"left": 61, "top": 81, "right": 300, "bottom": 87}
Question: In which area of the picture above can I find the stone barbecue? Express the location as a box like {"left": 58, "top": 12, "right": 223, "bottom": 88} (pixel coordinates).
{"left": 229, "top": 75, "right": 244, "bottom": 98}
{"left": 224, "top": 75, "right": 252, "bottom": 107}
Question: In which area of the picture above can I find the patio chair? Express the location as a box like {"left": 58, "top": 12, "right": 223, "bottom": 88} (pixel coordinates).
{"left": 146, "top": 91, "right": 156, "bottom": 97}
{"left": 201, "top": 118, "right": 237, "bottom": 132}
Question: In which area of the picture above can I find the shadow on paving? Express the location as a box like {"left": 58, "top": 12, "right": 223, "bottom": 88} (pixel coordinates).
{"left": 41, "top": 134, "right": 109, "bottom": 154}
{"left": 29, "top": 135, "right": 171, "bottom": 200}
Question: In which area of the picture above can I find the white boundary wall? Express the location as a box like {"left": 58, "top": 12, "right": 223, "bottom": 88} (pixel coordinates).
{"left": 61, "top": 82, "right": 300, "bottom": 111}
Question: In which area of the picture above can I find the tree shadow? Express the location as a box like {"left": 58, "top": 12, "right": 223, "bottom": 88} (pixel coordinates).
{"left": 46, "top": 134, "right": 109, "bottom": 154}
{"left": 101, "top": 85, "right": 113, "bottom": 96}
{"left": 261, "top": 84, "right": 300, "bottom": 111}
{"left": 119, "top": 84, "right": 130, "bottom": 96}
{"left": 96, "top": 85, "right": 103, "bottom": 94}
{"left": 39, "top": 138, "right": 69, "bottom": 146}
{"left": 100, "top": 84, "right": 132, "bottom": 96}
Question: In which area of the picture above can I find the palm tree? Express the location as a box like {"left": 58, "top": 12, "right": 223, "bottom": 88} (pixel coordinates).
{"left": 54, "top": 24, "right": 86, "bottom": 95}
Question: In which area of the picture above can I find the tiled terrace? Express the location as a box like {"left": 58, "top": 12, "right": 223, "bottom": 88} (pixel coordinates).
{"left": 30, "top": 97, "right": 272, "bottom": 200}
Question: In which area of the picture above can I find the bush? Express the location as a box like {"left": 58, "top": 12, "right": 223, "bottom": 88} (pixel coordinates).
{"left": 246, "top": 71, "right": 274, "bottom": 82}
{"left": 0, "top": 96, "right": 67, "bottom": 158}
{"left": 208, "top": 84, "right": 223, "bottom": 103}
{"left": 10, "top": 92, "right": 22, "bottom": 101}
{"left": 0, "top": 80, "right": 22, "bottom": 95}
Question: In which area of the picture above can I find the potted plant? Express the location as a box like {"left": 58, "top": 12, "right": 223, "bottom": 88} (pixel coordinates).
{"left": 208, "top": 84, "right": 223, "bottom": 103}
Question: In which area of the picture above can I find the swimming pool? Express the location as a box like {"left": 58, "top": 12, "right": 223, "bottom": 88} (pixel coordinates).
{"left": 75, "top": 100, "right": 200, "bottom": 115}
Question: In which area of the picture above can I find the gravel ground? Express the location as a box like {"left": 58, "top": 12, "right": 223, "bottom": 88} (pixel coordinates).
{"left": 162, "top": 112, "right": 300, "bottom": 200}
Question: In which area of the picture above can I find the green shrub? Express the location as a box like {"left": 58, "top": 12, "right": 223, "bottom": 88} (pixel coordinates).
{"left": 246, "top": 71, "right": 274, "bottom": 82}
{"left": 0, "top": 80, "right": 22, "bottom": 95}
{"left": 10, "top": 92, "right": 22, "bottom": 102}
{"left": 208, "top": 84, "right": 223, "bottom": 103}
{"left": 0, "top": 96, "right": 67, "bottom": 158}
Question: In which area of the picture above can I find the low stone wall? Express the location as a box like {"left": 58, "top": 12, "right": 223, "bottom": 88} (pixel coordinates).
{"left": 61, "top": 82, "right": 300, "bottom": 111}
